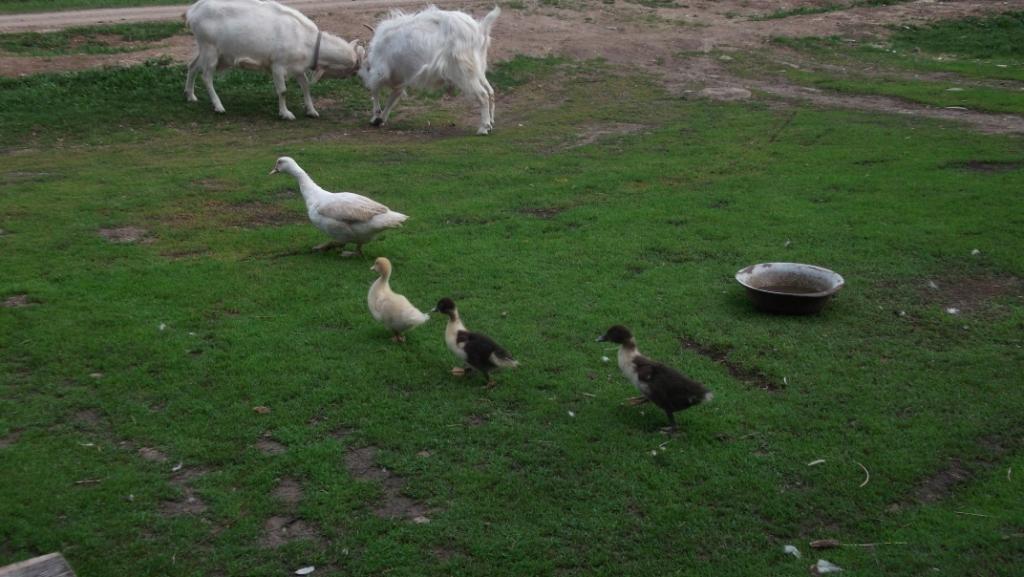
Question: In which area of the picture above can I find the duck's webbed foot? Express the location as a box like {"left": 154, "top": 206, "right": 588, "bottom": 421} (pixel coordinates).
{"left": 313, "top": 240, "right": 343, "bottom": 252}
{"left": 341, "top": 244, "right": 365, "bottom": 258}
{"left": 391, "top": 333, "right": 406, "bottom": 343}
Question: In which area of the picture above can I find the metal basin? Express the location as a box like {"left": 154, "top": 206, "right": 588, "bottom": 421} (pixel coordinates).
{"left": 735, "top": 262, "right": 845, "bottom": 315}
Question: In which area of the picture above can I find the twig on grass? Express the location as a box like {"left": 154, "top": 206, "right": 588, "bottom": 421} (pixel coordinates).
{"left": 954, "top": 511, "right": 990, "bottom": 518}
{"left": 855, "top": 461, "right": 870, "bottom": 487}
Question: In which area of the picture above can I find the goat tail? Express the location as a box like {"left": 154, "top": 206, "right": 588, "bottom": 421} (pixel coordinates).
{"left": 479, "top": 5, "right": 501, "bottom": 38}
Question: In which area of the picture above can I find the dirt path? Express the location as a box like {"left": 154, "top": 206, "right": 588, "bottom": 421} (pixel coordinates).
{"left": 2, "top": 0, "right": 1023, "bottom": 133}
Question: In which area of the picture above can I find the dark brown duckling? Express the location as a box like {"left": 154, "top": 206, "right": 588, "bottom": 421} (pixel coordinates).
{"left": 433, "top": 298, "right": 518, "bottom": 387}
{"left": 597, "top": 325, "right": 712, "bottom": 431}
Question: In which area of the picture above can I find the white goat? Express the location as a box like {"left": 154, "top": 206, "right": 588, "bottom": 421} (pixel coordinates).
{"left": 358, "top": 6, "right": 501, "bottom": 135}
{"left": 185, "top": 0, "right": 364, "bottom": 120}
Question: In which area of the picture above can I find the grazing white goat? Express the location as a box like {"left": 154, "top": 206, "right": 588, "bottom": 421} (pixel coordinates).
{"left": 185, "top": 0, "right": 364, "bottom": 120}
{"left": 358, "top": 5, "right": 501, "bottom": 135}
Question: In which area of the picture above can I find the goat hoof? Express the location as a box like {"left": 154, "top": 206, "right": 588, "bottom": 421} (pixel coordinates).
{"left": 185, "top": 93, "right": 198, "bottom": 103}
{"left": 476, "top": 127, "right": 490, "bottom": 136}
{"left": 370, "top": 117, "right": 384, "bottom": 127}
{"left": 306, "top": 110, "right": 320, "bottom": 119}
{"left": 280, "top": 111, "right": 296, "bottom": 121}
{"left": 213, "top": 107, "right": 226, "bottom": 114}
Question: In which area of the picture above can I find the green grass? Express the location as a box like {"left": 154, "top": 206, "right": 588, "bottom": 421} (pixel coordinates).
{"left": 748, "top": 11, "right": 1024, "bottom": 113}
{"left": 891, "top": 11, "right": 1024, "bottom": 60}
{"left": 2, "top": 50, "right": 1024, "bottom": 577}
{"left": 0, "top": 21, "right": 184, "bottom": 56}
{"left": 752, "top": 0, "right": 911, "bottom": 21}
{"left": 0, "top": 0, "right": 181, "bottom": 13}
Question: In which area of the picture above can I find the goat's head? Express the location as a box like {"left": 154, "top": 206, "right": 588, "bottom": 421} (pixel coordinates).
{"left": 315, "top": 34, "right": 363, "bottom": 79}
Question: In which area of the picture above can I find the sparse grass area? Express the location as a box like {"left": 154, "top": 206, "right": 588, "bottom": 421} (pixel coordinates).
{"left": 741, "top": 11, "right": 1024, "bottom": 113}
{"left": 2, "top": 37, "right": 1024, "bottom": 577}
{"left": 0, "top": 21, "right": 184, "bottom": 56}
{"left": 0, "top": 0, "right": 180, "bottom": 13}
{"left": 752, "top": 0, "right": 911, "bottom": 21}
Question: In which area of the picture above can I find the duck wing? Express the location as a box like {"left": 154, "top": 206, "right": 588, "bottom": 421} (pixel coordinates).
{"left": 633, "top": 356, "right": 709, "bottom": 412}
{"left": 316, "top": 193, "right": 389, "bottom": 224}
{"left": 456, "top": 331, "right": 517, "bottom": 371}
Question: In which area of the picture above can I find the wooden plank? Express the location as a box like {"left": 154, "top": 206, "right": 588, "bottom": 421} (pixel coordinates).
{"left": 0, "top": 553, "right": 76, "bottom": 577}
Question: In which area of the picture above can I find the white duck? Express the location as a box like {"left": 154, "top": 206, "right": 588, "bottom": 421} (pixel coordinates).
{"left": 270, "top": 156, "right": 408, "bottom": 255}
{"left": 368, "top": 257, "right": 430, "bottom": 342}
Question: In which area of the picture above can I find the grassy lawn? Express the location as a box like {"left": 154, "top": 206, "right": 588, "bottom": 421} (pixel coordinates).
{"left": 753, "top": 12, "right": 1024, "bottom": 114}
{"left": 0, "top": 21, "right": 184, "bottom": 56}
{"left": 2, "top": 30, "right": 1024, "bottom": 577}
{"left": 0, "top": 0, "right": 182, "bottom": 14}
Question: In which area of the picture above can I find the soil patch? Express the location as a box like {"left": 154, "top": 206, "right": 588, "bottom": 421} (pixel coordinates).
{"left": 0, "top": 429, "right": 22, "bottom": 449}
{"left": 2, "top": 294, "right": 33, "bottom": 308}
{"left": 272, "top": 477, "right": 304, "bottom": 506}
{"left": 566, "top": 122, "right": 649, "bottom": 150}
{"left": 261, "top": 516, "right": 323, "bottom": 548}
{"left": 680, "top": 337, "right": 781, "bottom": 391}
{"left": 518, "top": 205, "right": 567, "bottom": 219}
{"left": 99, "top": 226, "right": 151, "bottom": 244}
{"left": 914, "top": 458, "right": 972, "bottom": 504}
{"left": 465, "top": 414, "right": 488, "bottom": 427}
{"left": 138, "top": 446, "right": 169, "bottom": 462}
{"left": 255, "top": 437, "right": 288, "bottom": 455}
{"left": 921, "top": 275, "right": 1024, "bottom": 314}
{"left": 73, "top": 408, "right": 103, "bottom": 428}
{"left": 948, "top": 160, "right": 1024, "bottom": 173}
{"left": 344, "top": 445, "right": 433, "bottom": 521}
{"left": 159, "top": 466, "right": 209, "bottom": 516}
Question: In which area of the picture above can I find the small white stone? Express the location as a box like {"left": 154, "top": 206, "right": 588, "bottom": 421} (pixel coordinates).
{"left": 946, "top": 307, "right": 960, "bottom": 315}
{"left": 971, "top": 248, "right": 981, "bottom": 256}
{"left": 601, "top": 356, "right": 610, "bottom": 363}
{"left": 295, "top": 566, "right": 315, "bottom": 575}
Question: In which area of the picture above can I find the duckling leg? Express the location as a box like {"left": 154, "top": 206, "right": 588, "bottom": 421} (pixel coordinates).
{"left": 451, "top": 367, "right": 467, "bottom": 376}
{"left": 391, "top": 332, "right": 406, "bottom": 343}
{"left": 659, "top": 411, "right": 678, "bottom": 433}
{"left": 625, "top": 396, "right": 649, "bottom": 406}
{"left": 483, "top": 373, "right": 497, "bottom": 388}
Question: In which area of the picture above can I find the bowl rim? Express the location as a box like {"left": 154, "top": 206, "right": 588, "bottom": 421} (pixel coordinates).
{"left": 735, "top": 262, "right": 845, "bottom": 298}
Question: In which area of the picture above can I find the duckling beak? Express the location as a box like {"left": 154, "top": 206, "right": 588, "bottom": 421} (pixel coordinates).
{"left": 369, "top": 265, "right": 376, "bottom": 272}
{"left": 595, "top": 335, "right": 607, "bottom": 342}
{"left": 429, "top": 307, "right": 438, "bottom": 313}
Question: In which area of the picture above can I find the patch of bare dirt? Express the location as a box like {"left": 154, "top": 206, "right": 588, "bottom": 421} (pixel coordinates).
{"left": 2, "top": 294, "right": 33, "bottom": 308}
{"left": 331, "top": 426, "right": 355, "bottom": 440}
{"left": 948, "top": 160, "right": 1024, "bottom": 173}
{"left": 0, "top": 429, "right": 22, "bottom": 449}
{"left": 344, "top": 445, "right": 433, "bottom": 522}
{"left": 272, "top": 477, "right": 304, "bottom": 506}
{"left": 99, "top": 226, "right": 151, "bottom": 243}
{"left": 158, "top": 465, "right": 210, "bottom": 516}
{"left": 518, "top": 205, "right": 567, "bottom": 219}
{"left": 166, "top": 201, "right": 302, "bottom": 231}
{"left": 73, "top": 408, "right": 103, "bottom": 428}
{"left": 680, "top": 336, "right": 781, "bottom": 391}
{"left": 465, "top": 414, "right": 488, "bottom": 427}
{"left": 921, "top": 275, "right": 1024, "bottom": 314}
{"left": 255, "top": 437, "right": 288, "bottom": 455}
{"left": 561, "top": 122, "right": 649, "bottom": 151}
{"left": 159, "top": 247, "right": 211, "bottom": 260}
{"left": 261, "top": 516, "right": 323, "bottom": 548}
{"left": 138, "top": 446, "right": 169, "bottom": 462}
{"left": 914, "top": 458, "right": 972, "bottom": 504}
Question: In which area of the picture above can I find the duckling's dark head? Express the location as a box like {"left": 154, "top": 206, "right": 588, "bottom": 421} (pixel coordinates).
{"left": 432, "top": 297, "right": 457, "bottom": 316}
{"left": 597, "top": 325, "right": 633, "bottom": 344}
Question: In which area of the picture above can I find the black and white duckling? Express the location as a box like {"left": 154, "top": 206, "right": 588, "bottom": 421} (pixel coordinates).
{"left": 597, "top": 325, "right": 712, "bottom": 432}
{"left": 269, "top": 156, "right": 408, "bottom": 256}
{"left": 432, "top": 297, "right": 518, "bottom": 387}
{"left": 368, "top": 257, "right": 430, "bottom": 342}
